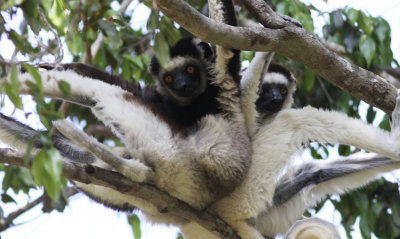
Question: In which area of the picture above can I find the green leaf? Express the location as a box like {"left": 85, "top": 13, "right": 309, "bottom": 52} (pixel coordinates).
{"left": 331, "top": 10, "right": 344, "bottom": 29}
{"left": 360, "top": 215, "right": 372, "bottom": 239}
{"left": 379, "top": 113, "right": 390, "bottom": 131}
{"left": 31, "top": 148, "right": 63, "bottom": 201}
{"left": 5, "top": 66, "right": 23, "bottom": 109}
{"left": 359, "top": 12, "right": 374, "bottom": 36}
{"left": 37, "top": 109, "right": 64, "bottom": 121}
{"left": 154, "top": 33, "right": 170, "bottom": 68}
{"left": 8, "top": 30, "right": 28, "bottom": 54}
{"left": 0, "top": 0, "right": 24, "bottom": 10}
{"left": 128, "top": 214, "right": 141, "bottom": 239}
{"left": 49, "top": 0, "right": 66, "bottom": 34}
{"left": 122, "top": 60, "right": 132, "bottom": 80}
{"left": 338, "top": 144, "right": 350, "bottom": 156}
{"left": 58, "top": 80, "right": 71, "bottom": 97}
{"left": 302, "top": 67, "right": 315, "bottom": 91}
{"left": 66, "top": 33, "right": 84, "bottom": 56}
{"left": 1, "top": 193, "right": 17, "bottom": 204}
{"left": 23, "top": 64, "right": 42, "bottom": 90}
{"left": 21, "top": 1, "right": 41, "bottom": 34}
{"left": 160, "top": 17, "right": 182, "bottom": 45}
{"left": 147, "top": 11, "right": 160, "bottom": 30}
{"left": 275, "top": 2, "right": 288, "bottom": 15}
{"left": 123, "top": 54, "right": 144, "bottom": 68}
{"left": 374, "top": 18, "right": 390, "bottom": 42}
{"left": 98, "top": 21, "right": 122, "bottom": 49}
{"left": 294, "top": 12, "right": 313, "bottom": 33}
{"left": 346, "top": 8, "right": 359, "bottom": 25}
{"left": 3, "top": 166, "right": 37, "bottom": 194}
{"left": 366, "top": 105, "right": 376, "bottom": 124}
{"left": 359, "top": 35, "right": 376, "bottom": 68}
{"left": 176, "top": 233, "right": 184, "bottom": 239}
{"left": 343, "top": 26, "right": 360, "bottom": 54}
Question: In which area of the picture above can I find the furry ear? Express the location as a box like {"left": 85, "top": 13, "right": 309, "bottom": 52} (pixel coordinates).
{"left": 170, "top": 37, "right": 202, "bottom": 59}
{"left": 198, "top": 42, "right": 213, "bottom": 60}
{"left": 268, "top": 63, "right": 296, "bottom": 83}
{"left": 148, "top": 55, "right": 160, "bottom": 76}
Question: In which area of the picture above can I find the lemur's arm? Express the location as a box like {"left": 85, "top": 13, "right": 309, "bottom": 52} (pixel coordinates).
{"left": 240, "top": 52, "right": 274, "bottom": 135}
{"left": 255, "top": 154, "right": 400, "bottom": 237}
{"left": 266, "top": 103, "right": 400, "bottom": 160}
{"left": 0, "top": 112, "right": 184, "bottom": 224}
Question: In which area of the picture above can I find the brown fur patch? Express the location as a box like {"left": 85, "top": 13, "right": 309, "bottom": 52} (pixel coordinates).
{"left": 123, "top": 92, "right": 136, "bottom": 102}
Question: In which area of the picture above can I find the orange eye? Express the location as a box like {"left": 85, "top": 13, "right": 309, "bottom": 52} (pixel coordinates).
{"left": 280, "top": 88, "right": 287, "bottom": 95}
{"left": 164, "top": 76, "right": 173, "bottom": 83}
{"left": 187, "top": 66, "right": 195, "bottom": 73}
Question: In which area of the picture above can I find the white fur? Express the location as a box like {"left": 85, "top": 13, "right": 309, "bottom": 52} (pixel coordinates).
{"left": 181, "top": 53, "right": 400, "bottom": 239}
{"left": 13, "top": 65, "right": 249, "bottom": 211}
{"left": 240, "top": 52, "right": 274, "bottom": 136}
{"left": 211, "top": 105, "right": 400, "bottom": 237}
{"left": 284, "top": 218, "right": 341, "bottom": 239}
{"left": 257, "top": 153, "right": 400, "bottom": 237}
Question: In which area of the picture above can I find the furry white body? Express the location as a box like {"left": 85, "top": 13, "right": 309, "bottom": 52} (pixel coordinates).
{"left": 208, "top": 104, "right": 400, "bottom": 239}
{"left": 11, "top": 63, "right": 250, "bottom": 211}
{"left": 182, "top": 51, "right": 400, "bottom": 239}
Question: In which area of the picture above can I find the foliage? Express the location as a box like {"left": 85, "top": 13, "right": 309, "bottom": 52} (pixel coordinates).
{"left": 0, "top": 0, "right": 398, "bottom": 238}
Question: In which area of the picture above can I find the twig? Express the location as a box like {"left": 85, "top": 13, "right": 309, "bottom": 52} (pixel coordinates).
{"left": 0, "top": 194, "right": 43, "bottom": 232}
{"left": 38, "top": 9, "right": 64, "bottom": 63}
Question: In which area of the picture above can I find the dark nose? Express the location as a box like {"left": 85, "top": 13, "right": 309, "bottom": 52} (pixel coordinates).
{"left": 271, "top": 98, "right": 283, "bottom": 106}
{"left": 271, "top": 89, "right": 284, "bottom": 106}
{"left": 176, "top": 79, "right": 190, "bottom": 91}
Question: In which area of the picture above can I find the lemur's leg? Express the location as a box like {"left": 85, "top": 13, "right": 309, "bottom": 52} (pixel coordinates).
{"left": 55, "top": 120, "right": 152, "bottom": 183}
{"left": 10, "top": 68, "right": 160, "bottom": 182}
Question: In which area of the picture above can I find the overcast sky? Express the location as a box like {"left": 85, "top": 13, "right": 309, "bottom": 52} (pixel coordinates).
{"left": 1, "top": 1, "right": 400, "bottom": 239}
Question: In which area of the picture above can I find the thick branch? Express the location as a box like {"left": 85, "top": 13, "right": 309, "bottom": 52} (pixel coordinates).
{"left": 0, "top": 148, "right": 240, "bottom": 239}
{"left": 154, "top": 0, "right": 397, "bottom": 114}
{"left": 241, "top": 0, "right": 301, "bottom": 28}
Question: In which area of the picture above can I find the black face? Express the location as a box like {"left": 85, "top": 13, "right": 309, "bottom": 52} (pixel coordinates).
{"left": 256, "top": 83, "right": 288, "bottom": 114}
{"left": 162, "top": 62, "right": 203, "bottom": 97}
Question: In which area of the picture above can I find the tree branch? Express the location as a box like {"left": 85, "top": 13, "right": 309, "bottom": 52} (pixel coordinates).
{"left": 0, "top": 187, "right": 78, "bottom": 231}
{"left": 0, "top": 194, "right": 43, "bottom": 232}
{"left": 0, "top": 148, "right": 241, "bottom": 239}
{"left": 153, "top": 0, "right": 397, "bottom": 114}
{"left": 240, "top": 0, "right": 301, "bottom": 28}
